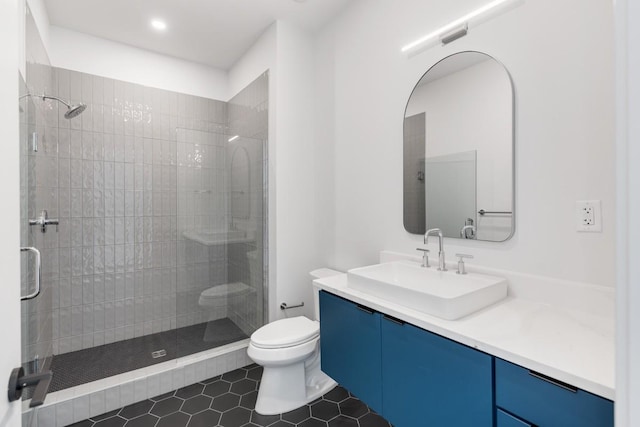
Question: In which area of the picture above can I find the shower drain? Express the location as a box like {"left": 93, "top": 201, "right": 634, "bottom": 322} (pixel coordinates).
{"left": 151, "top": 349, "right": 167, "bottom": 359}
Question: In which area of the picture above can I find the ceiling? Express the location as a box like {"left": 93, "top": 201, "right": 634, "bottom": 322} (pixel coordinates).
{"left": 43, "top": 0, "right": 352, "bottom": 70}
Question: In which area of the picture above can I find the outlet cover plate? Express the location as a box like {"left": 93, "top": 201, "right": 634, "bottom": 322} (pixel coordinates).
{"left": 576, "top": 200, "right": 602, "bottom": 232}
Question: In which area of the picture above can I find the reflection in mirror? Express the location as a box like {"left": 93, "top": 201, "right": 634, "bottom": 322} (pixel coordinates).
{"left": 403, "top": 51, "right": 514, "bottom": 242}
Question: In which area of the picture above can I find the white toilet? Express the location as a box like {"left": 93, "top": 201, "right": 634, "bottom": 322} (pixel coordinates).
{"left": 247, "top": 268, "right": 341, "bottom": 415}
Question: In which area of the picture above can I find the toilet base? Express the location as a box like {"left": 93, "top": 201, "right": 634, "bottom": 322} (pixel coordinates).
{"left": 254, "top": 358, "right": 336, "bottom": 415}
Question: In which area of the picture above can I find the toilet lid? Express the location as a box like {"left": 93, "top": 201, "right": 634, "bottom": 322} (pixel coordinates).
{"left": 251, "top": 317, "right": 319, "bottom": 349}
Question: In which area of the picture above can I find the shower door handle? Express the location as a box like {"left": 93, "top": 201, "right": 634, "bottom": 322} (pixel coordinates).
{"left": 20, "top": 247, "right": 41, "bottom": 301}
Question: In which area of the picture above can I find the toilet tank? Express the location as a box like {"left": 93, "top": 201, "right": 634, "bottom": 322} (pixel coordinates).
{"left": 310, "top": 268, "right": 342, "bottom": 321}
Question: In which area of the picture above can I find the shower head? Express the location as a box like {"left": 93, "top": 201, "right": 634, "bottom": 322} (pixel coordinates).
{"left": 63, "top": 103, "right": 87, "bottom": 119}
{"left": 41, "top": 95, "right": 87, "bottom": 120}
{"left": 19, "top": 93, "right": 87, "bottom": 119}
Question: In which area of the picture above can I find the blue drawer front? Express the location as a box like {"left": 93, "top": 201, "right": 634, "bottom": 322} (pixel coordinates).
{"left": 495, "top": 358, "right": 613, "bottom": 427}
{"left": 381, "top": 317, "right": 493, "bottom": 427}
{"left": 497, "top": 409, "right": 532, "bottom": 427}
{"left": 319, "top": 291, "right": 383, "bottom": 412}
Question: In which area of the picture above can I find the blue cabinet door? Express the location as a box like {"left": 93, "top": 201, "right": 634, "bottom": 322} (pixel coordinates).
{"left": 495, "top": 358, "right": 614, "bottom": 427}
{"left": 381, "top": 315, "right": 493, "bottom": 427}
{"left": 319, "top": 291, "right": 383, "bottom": 413}
{"left": 497, "top": 409, "right": 532, "bottom": 427}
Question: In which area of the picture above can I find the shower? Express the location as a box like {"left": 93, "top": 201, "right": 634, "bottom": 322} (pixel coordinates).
{"left": 19, "top": 93, "right": 86, "bottom": 119}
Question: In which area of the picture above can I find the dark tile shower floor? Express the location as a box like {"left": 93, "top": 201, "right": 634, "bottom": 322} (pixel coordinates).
{"left": 69, "top": 364, "right": 392, "bottom": 427}
{"left": 50, "top": 319, "right": 248, "bottom": 392}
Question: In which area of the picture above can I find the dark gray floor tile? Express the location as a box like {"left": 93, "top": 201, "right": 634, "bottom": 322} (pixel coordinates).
{"left": 181, "top": 394, "right": 212, "bottom": 414}
{"left": 323, "top": 387, "right": 349, "bottom": 403}
{"left": 176, "top": 383, "right": 205, "bottom": 399}
{"left": 211, "top": 392, "right": 240, "bottom": 411}
{"left": 222, "top": 368, "right": 247, "bottom": 382}
{"left": 298, "top": 419, "right": 328, "bottom": 427}
{"left": 94, "top": 416, "right": 126, "bottom": 427}
{"left": 311, "top": 400, "right": 340, "bottom": 421}
{"left": 246, "top": 366, "right": 263, "bottom": 381}
{"left": 150, "top": 396, "right": 183, "bottom": 417}
{"left": 281, "top": 405, "right": 311, "bottom": 424}
{"left": 250, "top": 411, "right": 280, "bottom": 426}
{"left": 240, "top": 390, "right": 258, "bottom": 409}
{"left": 119, "top": 400, "right": 153, "bottom": 419}
{"left": 328, "top": 415, "right": 358, "bottom": 427}
{"left": 202, "top": 375, "right": 222, "bottom": 384}
{"left": 50, "top": 319, "right": 247, "bottom": 392}
{"left": 91, "top": 409, "right": 121, "bottom": 421}
{"left": 73, "top": 364, "right": 392, "bottom": 427}
{"left": 203, "top": 380, "right": 231, "bottom": 397}
{"left": 124, "top": 414, "right": 159, "bottom": 427}
{"left": 187, "top": 409, "right": 222, "bottom": 427}
{"left": 155, "top": 411, "right": 189, "bottom": 427}
{"left": 220, "top": 406, "right": 252, "bottom": 427}
{"left": 338, "top": 398, "right": 369, "bottom": 419}
{"left": 230, "top": 379, "right": 257, "bottom": 395}
{"left": 150, "top": 391, "right": 174, "bottom": 402}
{"left": 68, "top": 421, "right": 94, "bottom": 427}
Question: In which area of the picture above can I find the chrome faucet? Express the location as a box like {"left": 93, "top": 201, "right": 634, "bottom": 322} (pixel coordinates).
{"left": 424, "top": 228, "right": 447, "bottom": 271}
{"left": 29, "top": 210, "right": 59, "bottom": 233}
{"left": 460, "top": 225, "right": 476, "bottom": 239}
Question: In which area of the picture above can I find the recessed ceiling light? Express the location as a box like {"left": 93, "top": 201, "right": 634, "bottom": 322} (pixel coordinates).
{"left": 151, "top": 19, "right": 167, "bottom": 31}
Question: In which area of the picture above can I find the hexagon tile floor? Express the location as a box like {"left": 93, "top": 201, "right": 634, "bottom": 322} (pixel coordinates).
{"left": 68, "top": 364, "right": 392, "bottom": 427}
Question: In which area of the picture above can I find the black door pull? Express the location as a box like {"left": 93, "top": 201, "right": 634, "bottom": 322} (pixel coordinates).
{"left": 8, "top": 367, "right": 53, "bottom": 407}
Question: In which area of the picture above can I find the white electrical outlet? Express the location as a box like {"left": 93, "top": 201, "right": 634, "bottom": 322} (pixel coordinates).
{"left": 576, "top": 200, "right": 602, "bottom": 232}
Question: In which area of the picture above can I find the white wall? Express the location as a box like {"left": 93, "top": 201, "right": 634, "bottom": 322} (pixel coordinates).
{"left": 26, "top": 0, "right": 50, "bottom": 53}
{"left": 229, "top": 20, "right": 331, "bottom": 321}
{"left": 615, "top": 0, "right": 640, "bottom": 424}
{"left": 316, "top": 0, "right": 615, "bottom": 287}
{"left": 48, "top": 26, "right": 228, "bottom": 100}
{"left": 0, "top": 0, "right": 24, "bottom": 424}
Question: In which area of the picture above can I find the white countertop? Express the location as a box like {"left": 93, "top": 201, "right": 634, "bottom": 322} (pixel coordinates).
{"left": 313, "top": 257, "right": 615, "bottom": 400}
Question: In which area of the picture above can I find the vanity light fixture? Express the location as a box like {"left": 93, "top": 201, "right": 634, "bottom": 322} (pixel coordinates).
{"left": 401, "top": 0, "right": 524, "bottom": 55}
{"left": 151, "top": 19, "right": 167, "bottom": 31}
{"left": 228, "top": 135, "right": 239, "bottom": 142}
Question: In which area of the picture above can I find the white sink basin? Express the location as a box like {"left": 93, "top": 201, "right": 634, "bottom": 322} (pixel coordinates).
{"left": 347, "top": 261, "right": 508, "bottom": 320}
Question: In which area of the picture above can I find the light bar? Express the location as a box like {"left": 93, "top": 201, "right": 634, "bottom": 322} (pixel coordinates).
{"left": 228, "top": 135, "right": 239, "bottom": 142}
{"left": 401, "top": 0, "right": 524, "bottom": 55}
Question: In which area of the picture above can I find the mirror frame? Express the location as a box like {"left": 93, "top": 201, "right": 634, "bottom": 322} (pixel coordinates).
{"left": 402, "top": 50, "right": 516, "bottom": 242}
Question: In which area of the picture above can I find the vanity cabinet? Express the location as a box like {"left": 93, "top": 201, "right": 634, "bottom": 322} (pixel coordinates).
{"left": 381, "top": 314, "right": 493, "bottom": 427}
{"left": 495, "top": 358, "right": 614, "bottom": 427}
{"left": 319, "top": 291, "right": 383, "bottom": 412}
{"left": 496, "top": 409, "right": 532, "bottom": 427}
{"left": 319, "top": 290, "right": 613, "bottom": 427}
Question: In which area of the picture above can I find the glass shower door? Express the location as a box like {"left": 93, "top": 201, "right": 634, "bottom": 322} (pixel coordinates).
{"left": 176, "top": 129, "right": 266, "bottom": 356}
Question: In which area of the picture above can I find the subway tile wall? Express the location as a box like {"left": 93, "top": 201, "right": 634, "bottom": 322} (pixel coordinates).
{"left": 47, "top": 67, "right": 229, "bottom": 354}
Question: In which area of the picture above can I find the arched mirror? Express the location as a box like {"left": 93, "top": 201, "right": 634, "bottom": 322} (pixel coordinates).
{"left": 403, "top": 51, "right": 515, "bottom": 242}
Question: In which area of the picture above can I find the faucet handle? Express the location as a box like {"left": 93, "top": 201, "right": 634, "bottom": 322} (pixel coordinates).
{"left": 455, "top": 253, "right": 473, "bottom": 275}
{"left": 416, "top": 248, "right": 430, "bottom": 268}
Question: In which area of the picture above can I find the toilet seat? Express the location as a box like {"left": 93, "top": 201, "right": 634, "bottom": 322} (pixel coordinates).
{"left": 250, "top": 317, "right": 319, "bottom": 349}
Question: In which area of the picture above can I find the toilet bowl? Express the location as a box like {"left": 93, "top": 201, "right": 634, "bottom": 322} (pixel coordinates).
{"left": 247, "top": 268, "right": 342, "bottom": 415}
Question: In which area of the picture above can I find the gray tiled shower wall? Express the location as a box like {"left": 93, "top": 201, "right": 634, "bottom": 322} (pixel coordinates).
{"left": 23, "top": 65, "right": 274, "bottom": 359}
{"left": 43, "top": 69, "right": 231, "bottom": 355}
